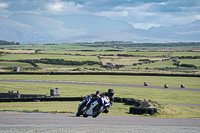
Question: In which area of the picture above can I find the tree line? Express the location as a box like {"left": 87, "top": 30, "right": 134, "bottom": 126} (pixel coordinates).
{"left": 0, "top": 40, "right": 20, "bottom": 45}
{"left": 19, "top": 58, "right": 102, "bottom": 67}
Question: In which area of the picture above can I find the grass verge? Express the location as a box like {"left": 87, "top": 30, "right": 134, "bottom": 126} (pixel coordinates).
{"left": 1, "top": 75, "right": 200, "bottom": 88}
{"left": 0, "top": 102, "right": 199, "bottom": 118}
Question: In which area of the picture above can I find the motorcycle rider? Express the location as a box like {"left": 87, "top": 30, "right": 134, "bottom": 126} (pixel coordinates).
{"left": 181, "top": 84, "right": 185, "bottom": 88}
{"left": 86, "top": 91, "right": 101, "bottom": 110}
{"left": 101, "top": 89, "right": 114, "bottom": 113}
{"left": 84, "top": 89, "right": 114, "bottom": 113}
{"left": 164, "top": 84, "right": 168, "bottom": 88}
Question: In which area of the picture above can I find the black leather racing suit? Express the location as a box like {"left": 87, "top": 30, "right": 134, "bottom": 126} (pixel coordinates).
{"left": 101, "top": 92, "right": 114, "bottom": 113}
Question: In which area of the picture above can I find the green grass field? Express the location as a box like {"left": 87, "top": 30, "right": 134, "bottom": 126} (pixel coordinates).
{"left": 1, "top": 49, "right": 200, "bottom": 73}
{"left": 0, "top": 102, "right": 199, "bottom": 118}
{"left": 0, "top": 81, "right": 199, "bottom": 104}
{"left": 0, "top": 75, "right": 199, "bottom": 118}
{"left": 171, "top": 51, "right": 200, "bottom": 57}
{"left": 0, "top": 62, "right": 33, "bottom": 67}
{"left": 1, "top": 75, "right": 200, "bottom": 88}
{"left": 0, "top": 45, "right": 200, "bottom": 118}
{"left": 0, "top": 54, "right": 99, "bottom": 61}
{"left": 1, "top": 43, "right": 200, "bottom": 51}
{"left": 179, "top": 59, "right": 200, "bottom": 67}
{"left": 125, "top": 60, "right": 174, "bottom": 69}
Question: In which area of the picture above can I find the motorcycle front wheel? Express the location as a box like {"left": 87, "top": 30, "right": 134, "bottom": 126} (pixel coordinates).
{"left": 92, "top": 105, "right": 104, "bottom": 118}
{"left": 76, "top": 103, "right": 86, "bottom": 116}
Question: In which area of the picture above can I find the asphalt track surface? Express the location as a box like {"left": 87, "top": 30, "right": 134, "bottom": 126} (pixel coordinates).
{"left": 1, "top": 79, "right": 200, "bottom": 92}
{"left": 0, "top": 113, "right": 200, "bottom": 133}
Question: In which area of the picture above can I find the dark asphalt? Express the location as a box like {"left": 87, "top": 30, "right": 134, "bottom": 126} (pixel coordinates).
{"left": 0, "top": 113, "right": 200, "bottom": 133}
{"left": 0, "top": 79, "right": 200, "bottom": 92}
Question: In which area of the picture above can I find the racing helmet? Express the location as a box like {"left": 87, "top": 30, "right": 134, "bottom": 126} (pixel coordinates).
{"left": 108, "top": 89, "right": 114, "bottom": 97}
{"left": 96, "top": 91, "right": 101, "bottom": 97}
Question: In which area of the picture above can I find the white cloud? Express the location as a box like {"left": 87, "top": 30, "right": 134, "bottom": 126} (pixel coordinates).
{"left": 0, "top": 2, "right": 8, "bottom": 9}
{"left": 45, "top": 1, "right": 85, "bottom": 15}
{"left": 94, "top": 2, "right": 161, "bottom": 29}
{"left": 1, "top": 0, "right": 199, "bottom": 30}
{"left": 195, "top": 15, "right": 200, "bottom": 20}
{"left": 95, "top": 10, "right": 128, "bottom": 18}
{"left": 96, "top": 2, "right": 161, "bottom": 20}
{"left": 47, "top": 2, "right": 64, "bottom": 12}
{"left": 158, "top": 2, "right": 168, "bottom": 6}
{"left": 94, "top": 1, "right": 200, "bottom": 29}
{"left": 0, "top": 2, "right": 9, "bottom": 15}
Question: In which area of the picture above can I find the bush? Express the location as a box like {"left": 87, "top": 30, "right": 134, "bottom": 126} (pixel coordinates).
{"left": 19, "top": 60, "right": 38, "bottom": 67}
{"left": 180, "top": 64, "right": 196, "bottom": 68}
{"left": 138, "top": 59, "right": 151, "bottom": 62}
{"left": 18, "top": 58, "right": 101, "bottom": 67}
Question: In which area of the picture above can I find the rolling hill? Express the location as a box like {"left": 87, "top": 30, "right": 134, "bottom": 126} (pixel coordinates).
{"left": 0, "top": 13, "right": 199, "bottom": 44}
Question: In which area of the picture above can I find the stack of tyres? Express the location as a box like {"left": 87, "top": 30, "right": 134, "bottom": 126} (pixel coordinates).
{"left": 114, "top": 97, "right": 124, "bottom": 103}
{"left": 141, "top": 108, "right": 148, "bottom": 114}
{"left": 124, "top": 98, "right": 135, "bottom": 105}
{"left": 129, "top": 107, "right": 157, "bottom": 115}
{"left": 134, "top": 100, "right": 141, "bottom": 107}
{"left": 147, "top": 108, "right": 155, "bottom": 115}
{"left": 129, "top": 107, "right": 141, "bottom": 115}
{"left": 154, "top": 108, "right": 158, "bottom": 113}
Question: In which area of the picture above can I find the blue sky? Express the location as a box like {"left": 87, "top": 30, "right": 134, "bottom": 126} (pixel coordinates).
{"left": 0, "top": 0, "right": 200, "bottom": 29}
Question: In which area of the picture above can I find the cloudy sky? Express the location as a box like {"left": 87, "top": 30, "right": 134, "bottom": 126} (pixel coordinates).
{"left": 0, "top": 0, "right": 200, "bottom": 29}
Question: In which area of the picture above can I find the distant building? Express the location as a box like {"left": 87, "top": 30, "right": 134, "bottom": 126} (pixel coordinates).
{"left": 50, "top": 88, "right": 60, "bottom": 97}
{"left": 13, "top": 67, "right": 20, "bottom": 72}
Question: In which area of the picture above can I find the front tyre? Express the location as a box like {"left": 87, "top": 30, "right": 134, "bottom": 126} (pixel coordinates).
{"left": 76, "top": 104, "right": 86, "bottom": 116}
{"left": 92, "top": 105, "right": 104, "bottom": 118}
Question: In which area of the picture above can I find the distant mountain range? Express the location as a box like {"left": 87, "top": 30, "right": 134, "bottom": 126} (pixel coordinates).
{"left": 0, "top": 13, "right": 199, "bottom": 44}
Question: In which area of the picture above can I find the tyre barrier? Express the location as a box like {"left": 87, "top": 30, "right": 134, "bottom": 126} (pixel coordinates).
{"left": 1, "top": 96, "right": 132, "bottom": 103}
{"left": 0, "top": 97, "right": 83, "bottom": 102}
{"left": 124, "top": 98, "right": 135, "bottom": 105}
{"left": 0, "top": 96, "right": 158, "bottom": 115}
{"left": 1, "top": 72, "right": 199, "bottom": 77}
{"left": 113, "top": 97, "right": 124, "bottom": 103}
{"left": 0, "top": 93, "right": 47, "bottom": 99}
{"left": 115, "top": 98, "right": 141, "bottom": 107}
{"left": 129, "top": 107, "right": 157, "bottom": 115}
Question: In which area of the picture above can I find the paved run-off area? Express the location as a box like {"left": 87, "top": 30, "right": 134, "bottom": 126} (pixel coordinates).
{"left": 0, "top": 113, "right": 200, "bottom": 133}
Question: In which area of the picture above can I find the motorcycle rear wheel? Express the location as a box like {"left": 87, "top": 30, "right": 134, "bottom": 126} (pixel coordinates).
{"left": 83, "top": 113, "right": 88, "bottom": 118}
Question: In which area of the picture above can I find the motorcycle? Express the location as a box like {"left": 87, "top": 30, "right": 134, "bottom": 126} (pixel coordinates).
{"left": 144, "top": 82, "right": 148, "bottom": 86}
{"left": 181, "top": 85, "right": 185, "bottom": 88}
{"left": 83, "top": 96, "right": 110, "bottom": 118}
{"left": 76, "top": 96, "right": 92, "bottom": 116}
{"left": 164, "top": 84, "right": 168, "bottom": 88}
